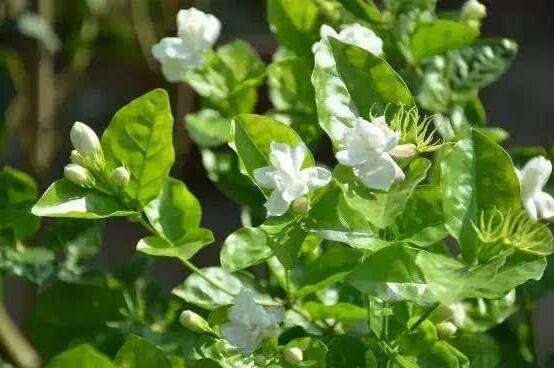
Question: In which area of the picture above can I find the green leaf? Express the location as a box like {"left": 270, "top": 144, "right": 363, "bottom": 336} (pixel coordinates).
{"left": 419, "top": 341, "right": 469, "bottom": 368}
{"left": 186, "top": 109, "right": 230, "bottom": 147}
{"left": 392, "top": 186, "right": 448, "bottom": 246}
{"left": 335, "top": 158, "right": 431, "bottom": 229}
{"left": 326, "top": 335, "right": 367, "bottom": 368}
{"left": 415, "top": 251, "right": 546, "bottom": 303}
{"left": 137, "top": 230, "right": 213, "bottom": 262}
{"left": 172, "top": 267, "right": 274, "bottom": 310}
{"left": 441, "top": 129, "right": 520, "bottom": 263}
{"left": 452, "top": 333, "right": 501, "bottom": 368}
{"left": 144, "top": 178, "right": 203, "bottom": 243}
{"left": 220, "top": 227, "right": 273, "bottom": 272}
{"left": 267, "top": 0, "right": 324, "bottom": 58}
{"left": 348, "top": 246, "right": 436, "bottom": 304}
{"left": 0, "top": 167, "right": 40, "bottom": 240}
{"left": 409, "top": 19, "right": 479, "bottom": 63}
{"left": 336, "top": 0, "right": 382, "bottom": 24}
{"left": 267, "top": 58, "right": 316, "bottom": 114}
{"left": 260, "top": 215, "right": 308, "bottom": 269}
{"left": 312, "top": 36, "right": 414, "bottom": 144}
{"left": 304, "top": 302, "right": 366, "bottom": 322}
{"left": 185, "top": 41, "right": 265, "bottom": 117}
{"left": 46, "top": 344, "right": 115, "bottom": 368}
{"left": 115, "top": 334, "right": 173, "bottom": 368}
{"left": 32, "top": 179, "right": 135, "bottom": 219}
{"left": 231, "top": 114, "right": 313, "bottom": 182}
{"left": 101, "top": 89, "right": 174, "bottom": 208}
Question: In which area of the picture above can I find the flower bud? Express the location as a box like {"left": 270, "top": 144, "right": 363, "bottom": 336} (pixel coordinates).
{"left": 291, "top": 197, "right": 309, "bottom": 216}
{"left": 111, "top": 166, "right": 131, "bottom": 188}
{"left": 64, "top": 164, "right": 93, "bottom": 186}
{"left": 179, "top": 310, "right": 212, "bottom": 334}
{"left": 461, "top": 0, "right": 486, "bottom": 20}
{"left": 390, "top": 143, "right": 417, "bottom": 158}
{"left": 70, "top": 121, "right": 101, "bottom": 155}
{"left": 70, "top": 150, "right": 87, "bottom": 166}
{"left": 283, "top": 347, "right": 303, "bottom": 365}
{"left": 436, "top": 321, "right": 458, "bottom": 339}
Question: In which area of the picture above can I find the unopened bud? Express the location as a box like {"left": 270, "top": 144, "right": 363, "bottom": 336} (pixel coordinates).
{"left": 436, "top": 321, "right": 458, "bottom": 339}
{"left": 64, "top": 164, "right": 93, "bottom": 186}
{"left": 111, "top": 167, "right": 131, "bottom": 188}
{"left": 179, "top": 310, "right": 212, "bottom": 334}
{"left": 390, "top": 143, "right": 417, "bottom": 158}
{"left": 283, "top": 347, "right": 303, "bottom": 365}
{"left": 70, "top": 121, "right": 101, "bottom": 155}
{"left": 291, "top": 197, "right": 309, "bottom": 216}
{"left": 461, "top": 0, "right": 486, "bottom": 20}
{"left": 70, "top": 150, "right": 87, "bottom": 166}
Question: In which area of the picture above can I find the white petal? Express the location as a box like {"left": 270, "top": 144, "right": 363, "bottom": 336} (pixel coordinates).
{"left": 264, "top": 190, "right": 291, "bottom": 217}
{"left": 336, "top": 149, "right": 366, "bottom": 167}
{"left": 390, "top": 143, "right": 417, "bottom": 158}
{"left": 221, "top": 323, "right": 260, "bottom": 355}
{"left": 301, "top": 167, "right": 332, "bottom": 188}
{"left": 353, "top": 153, "right": 397, "bottom": 190}
{"left": 523, "top": 196, "right": 538, "bottom": 222}
{"left": 282, "top": 182, "right": 309, "bottom": 202}
{"left": 519, "top": 156, "right": 552, "bottom": 197}
{"left": 254, "top": 167, "right": 278, "bottom": 189}
{"left": 269, "top": 142, "right": 295, "bottom": 174}
{"left": 292, "top": 144, "right": 306, "bottom": 172}
{"left": 534, "top": 192, "right": 554, "bottom": 220}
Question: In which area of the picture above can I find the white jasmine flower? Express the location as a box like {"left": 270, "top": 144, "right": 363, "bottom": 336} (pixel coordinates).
{"left": 221, "top": 289, "right": 284, "bottom": 355}
{"left": 253, "top": 142, "right": 331, "bottom": 217}
{"left": 336, "top": 116, "right": 412, "bottom": 191}
{"left": 517, "top": 156, "right": 554, "bottom": 222}
{"left": 152, "top": 8, "right": 221, "bottom": 82}
{"left": 110, "top": 167, "right": 131, "bottom": 188}
{"left": 70, "top": 122, "right": 101, "bottom": 156}
{"left": 461, "top": 0, "right": 487, "bottom": 20}
{"left": 314, "top": 24, "right": 383, "bottom": 56}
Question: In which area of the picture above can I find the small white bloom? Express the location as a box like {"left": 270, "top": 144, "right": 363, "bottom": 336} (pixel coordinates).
{"left": 110, "top": 166, "right": 131, "bottom": 188}
{"left": 64, "top": 164, "right": 93, "bottom": 186}
{"left": 314, "top": 24, "right": 383, "bottom": 56}
{"left": 461, "top": 0, "right": 487, "bottom": 20}
{"left": 221, "top": 289, "right": 284, "bottom": 355}
{"left": 436, "top": 321, "right": 458, "bottom": 339}
{"left": 517, "top": 156, "right": 554, "bottom": 222}
{"left": 448, "top": 303, "right": 467, "bottom": 326}
{"left": 70, "top": 122, "right": 101, "bottom": 156}
{"left": 152, "top": 8, "right": 221, "bottom": 82}
{"left": 253, "top": 142, "right": 331, "bottom": 217}
{"left": 336, "top": 116, "right": 410, "bottom": 191}
{"left": 283, "top": 347, "right": 303, "bottom": 365}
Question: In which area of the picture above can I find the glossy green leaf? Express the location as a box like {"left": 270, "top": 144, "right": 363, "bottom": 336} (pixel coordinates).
{"left": 267, "top": 0, "right": 323, "bottom": 58}
{"left": 326, "top": 335, "right": 367, "bottom": 368}
{"left": 304, "top": 302, "right": 366, "bottom": 322}
{"left": 137, "top": 229, "right": 213, "bottom": 262}
{"left": 220, "top": 227, "right": 273, "bottom": 272}
{"left": 0, "top": 167, "right": 39, "bottom": 240}
{"left": 115, "top": 334, "right": 173, "bottom": 368}
{"left": 46, "top": 344, "right": 115, "bottom": 368}
{"left": 336, "top": 0, "right": 382, "bottom": 23}
{"left": 441, "top": 129, "right": 520, "bottom": 262}
{"left": 260, "top": 214, "right": 307, "bottom": 269}
{"left": 452, "top": 333, "right": 501, "bottom": 368}
{"left": 32, "top": 179, "right": 135, "bottom": 219}
{"left": 312, "top": 36, "right": 414, "bottom": 144}
{"left": 267, "top": 58, "right": 316, "bottom": 114}
{"left": 185, "top": 41, "right": 265, "bottom": 117}
{"left": 336, "top": 158, "right": 431, "bottom": 229}
{"left": 348, "top": 246, "right": 436, "bottom": 304}
{"left": 186, "top": 109, "right": 230, "bottom": 147}
{"left": 101, "top": 89, "right": 174, "bottom": 208}
{"left": 409, "top": 20, "right": 479, "bottom": 62}
{"left": 231, "top": 114, "right": 313, "bottom": 182}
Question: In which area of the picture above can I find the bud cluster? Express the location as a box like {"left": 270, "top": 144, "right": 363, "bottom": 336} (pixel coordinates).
{"left": 64, "top": 121, "right": 130, "bottom": 191}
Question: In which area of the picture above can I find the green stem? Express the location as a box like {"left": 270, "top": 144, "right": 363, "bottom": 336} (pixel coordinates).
{"left": 397, "top": 302, "right": 440, "bottom": 339}
{"left": 363, "top": 293, "right": 373, "bottom": 337}
{"left": 135, "top": 216, "right": 235, "bottom": 297}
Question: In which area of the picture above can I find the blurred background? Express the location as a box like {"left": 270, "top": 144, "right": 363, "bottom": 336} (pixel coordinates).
{"left": 1, "top": 0, "right": 553, "bottom": 365}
